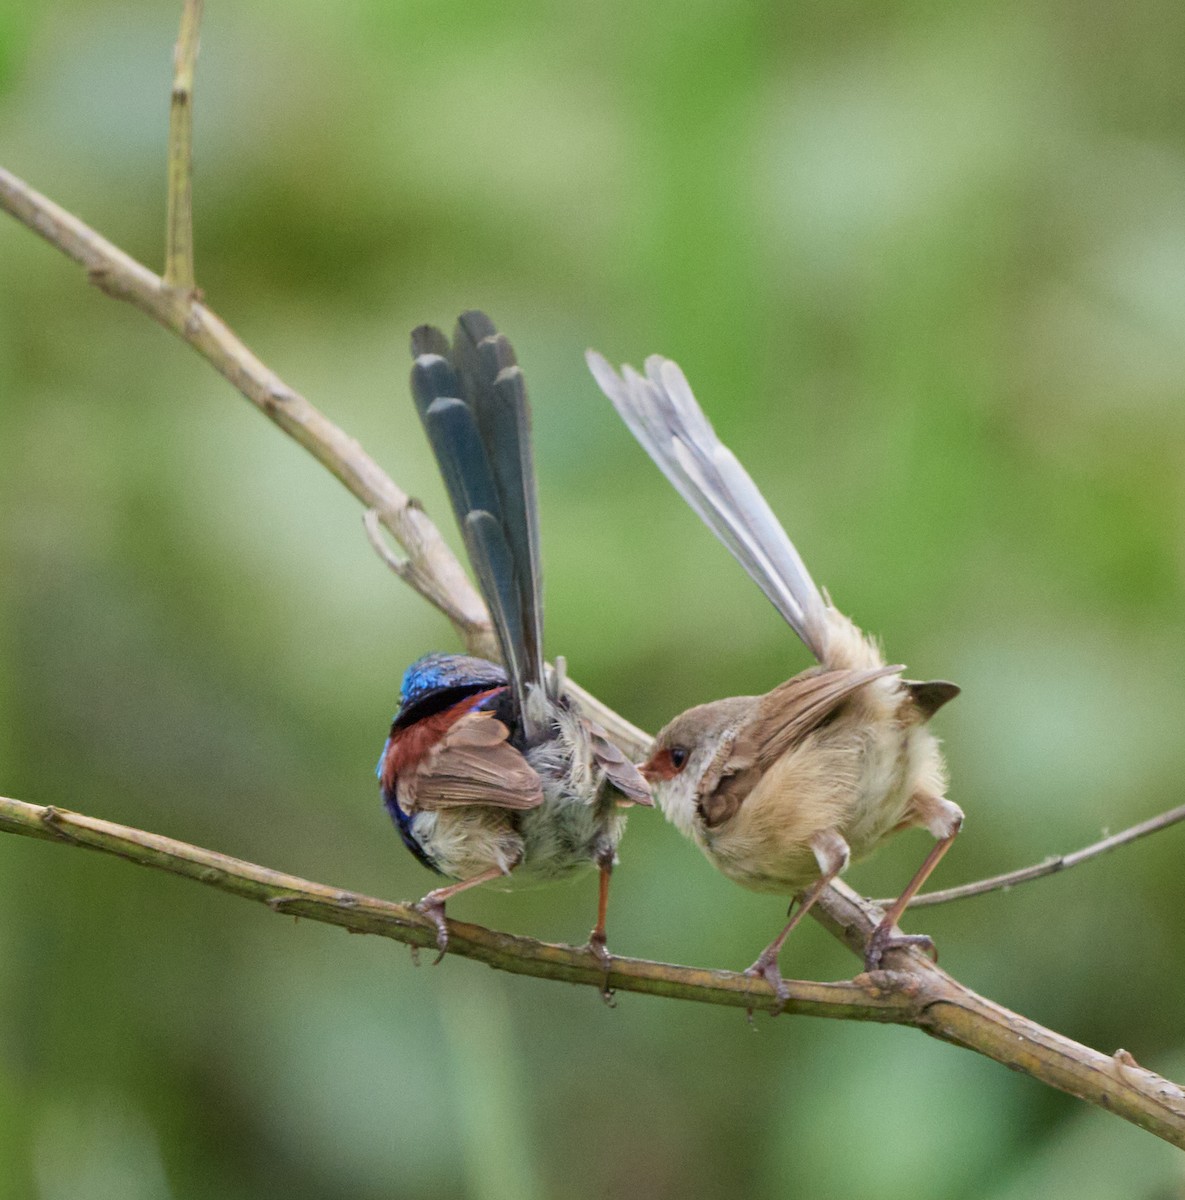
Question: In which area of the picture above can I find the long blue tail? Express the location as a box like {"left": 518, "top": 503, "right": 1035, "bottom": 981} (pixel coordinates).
{"left": 409, "top": 312, "right": 545, "bottom": 733}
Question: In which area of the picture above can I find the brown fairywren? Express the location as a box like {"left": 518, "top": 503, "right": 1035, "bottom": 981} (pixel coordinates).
{"left": 587, "top": 350, "right": 962, "bottom": 998}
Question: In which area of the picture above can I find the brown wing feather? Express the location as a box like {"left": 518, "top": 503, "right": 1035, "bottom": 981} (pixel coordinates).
{"left": 405, "top": 711, "right": 544, "bottom": 811}
{"left": 746, "top": 665, "right": 904, "bottom": 768}
{"left": 586, "top": 721, "right": 653, "bottom": 805}
{"left": 695, "top": 725, "right": 754, "bottom": 828}
{"left": 694, "top": 665, "right": 902, "bottom": 829}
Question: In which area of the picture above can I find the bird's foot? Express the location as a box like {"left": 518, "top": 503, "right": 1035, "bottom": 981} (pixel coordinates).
{"left": 586, "top": 928, "right": 611, "bottom": 969}
{"left": 414, "top": 897, "right": 450, "bottom": 964}
{"left": 864, "top": 924, "right": 938, "bottom": 971}
{"left": 743, "top": 950, "right": 791, "bottom": 1016}
{"left": 586, "top": 928, "right": 616, "bottom": 1004}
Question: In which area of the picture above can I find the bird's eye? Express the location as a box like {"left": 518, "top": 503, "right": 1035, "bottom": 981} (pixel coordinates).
{"left": 669, "top": 746, "right": 689, "bottom": 771}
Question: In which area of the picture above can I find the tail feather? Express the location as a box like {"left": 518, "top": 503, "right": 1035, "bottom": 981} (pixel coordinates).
{"left": 411, "top": 322, "right": 451, "bottom": 359}
{"left": 458, "top": 324, "right": 544, "bottom": 689}
{"left": 410, "top": 315, "right": 545, "bottom": 731}
{"left": 587, "top": 350, "right": 829, "bottom": 663}
{"left": 463, "top": 508, "right": 530, "bottom": 700}
{"left": 414, "top": 386, "right": 500, "bottom": 522}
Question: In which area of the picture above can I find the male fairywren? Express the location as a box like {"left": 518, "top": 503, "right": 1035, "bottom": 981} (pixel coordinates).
{"left": 379, "top": 313, "right": 651, "bottom": 963}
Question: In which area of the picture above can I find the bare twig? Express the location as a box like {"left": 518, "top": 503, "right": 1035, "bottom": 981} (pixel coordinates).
{"left": 164, "top": 0, "right": 203, "bottom": 291}
{"left": 2, "top": 792, "right": 1183, "bottom": 1148}
{"left": 363, "top": 506, "right": 414, "bottom": 582}
{"left": 0, "top": 164, "right": 493, "bottom": 654}
{"left": 0, "top": 166, "right": 662, "bottom": 755}
{"left": 876, "top": 801, "right": 1185, "bottom": 910}
{"left": 561, "top": 678, "right": 649, "bottom": 759}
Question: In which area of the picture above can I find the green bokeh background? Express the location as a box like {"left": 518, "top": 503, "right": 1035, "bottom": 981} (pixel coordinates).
{"left": 3, "top": 2, "right": 1185, "bottom": 1196}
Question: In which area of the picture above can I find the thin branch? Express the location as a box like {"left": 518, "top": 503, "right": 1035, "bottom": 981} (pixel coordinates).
{"left": 561, "top": 678, "right": 650, "bottom": 758}
{"left": 2, "top": 792, "right": 1184, "bottom": 1148}
{"left": 363, "top": 506, "right": 414, "bottom": 582}
{"left": 0, "top": 166, "right": 656, "bottom": 757}
{"left": 164, "top": 0, "right": 203, "bottom": 291}
{"left": 876, "top": 801, "right": 1185, "bottom": 910}
{"left": 0, "top": 164, "right": 493, "bottom": 653}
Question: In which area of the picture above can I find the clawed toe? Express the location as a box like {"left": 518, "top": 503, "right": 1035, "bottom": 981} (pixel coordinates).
{"left": 414, "top": 898, "right": 450, "bottom": 964}
{"left": 587, "top": 929, "right": 611, "bottom": 966}
{"left": 864, "top": 925, "right": 937, "bottom": 971}
{"left": 586, "top": 930, "right": 615, "bottom": 1002}
{"left": 743, "top": 954, "right": 791, "bottom": 1014}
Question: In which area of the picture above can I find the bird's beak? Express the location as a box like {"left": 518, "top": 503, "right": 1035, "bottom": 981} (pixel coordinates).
{"left": 637, "top": 758, "right": 658, "bottom": 783}
{"left": 625, "top": 763, "right": 654, "bottom": 806}
{"left": 620, "top": 790, "right": 654, "bottom": 808}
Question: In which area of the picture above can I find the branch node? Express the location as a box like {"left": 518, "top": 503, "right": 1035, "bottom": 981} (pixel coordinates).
{"left": 182, "top": 302, "right": 203, "bottom": 334}
{"left": 263, "top": 386, "right": 291, "bottom": 415}
{"left": 38, "top": 805, "right": 83, "bottom": 845}
{"left": 364, "top": 508, "right": 413, "bottom": 580}
{"left": 853, "top": 968, "right": 925, "bottom": 1002}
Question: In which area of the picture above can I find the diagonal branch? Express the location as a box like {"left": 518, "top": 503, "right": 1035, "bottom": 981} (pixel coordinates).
{"left": 2, "top": 792, "right": 1184, "bottom": 1148}
{"left": 876, "top": 801, "right": 1185, "bottom": 909}
{"left": 0, "top": 164, "right": 493, "bottom": 654}
{"left": 0, "top": 165, "right": 657, "bottom": 755}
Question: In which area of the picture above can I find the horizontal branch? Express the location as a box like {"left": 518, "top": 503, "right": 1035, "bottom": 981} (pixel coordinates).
{"left": 0, "top": 794, "right": 903, "bottom": 1019}
{"left": 2, "top": 792, "right": 1184, "bottom": 1148}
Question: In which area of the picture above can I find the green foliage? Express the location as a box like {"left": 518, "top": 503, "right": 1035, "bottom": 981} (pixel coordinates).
{"left": 3, "top": 1, "right": 1185, "bottom": 1195}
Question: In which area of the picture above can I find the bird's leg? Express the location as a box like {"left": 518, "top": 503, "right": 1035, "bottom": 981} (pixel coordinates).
{"left": 744, "top": 875, "right": 832, "bottom": 1006}
{"left": 586, "top": 847, "right": 616, "bottom": 998}
{"left": 744, "top": 829, "right": 850, "bottom": 1012}
{"left": 865, "top": 796, "right": 963, "bottom": 970}
{"left": 415, "top": 865, "right": 506, "bottom": 964}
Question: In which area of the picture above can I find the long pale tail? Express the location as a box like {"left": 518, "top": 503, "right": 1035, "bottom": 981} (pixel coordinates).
{"left": 410, "top": 313, "right": 545, "bottom": 732}
{"left": 587, "top": 351, "right": 829, "bottom": 664}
